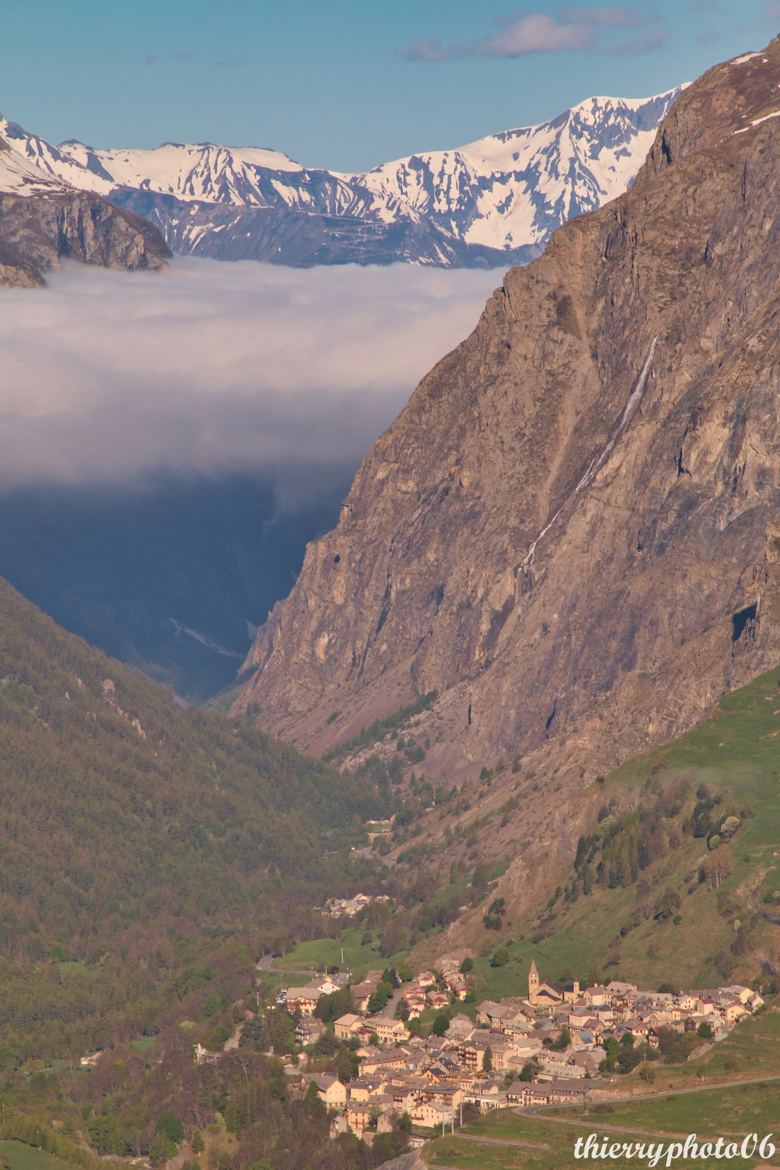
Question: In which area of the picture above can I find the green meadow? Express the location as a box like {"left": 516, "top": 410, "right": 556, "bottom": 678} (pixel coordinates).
{"left": 0, "top": 1143, "right": 73, "bottom": 1170}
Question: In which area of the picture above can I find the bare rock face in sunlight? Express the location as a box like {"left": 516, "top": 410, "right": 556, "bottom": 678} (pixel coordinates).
{"left": 236, "top": 41, "right": 780, "bottom": 792}
{"left": 0, "top": 133, "right": 171, "bottom": 286}
{"left": 0, "top": 191, "right": 171, "bottom": 287}
{"left": 0, "top": 246, "right": 42, "bottom": 288}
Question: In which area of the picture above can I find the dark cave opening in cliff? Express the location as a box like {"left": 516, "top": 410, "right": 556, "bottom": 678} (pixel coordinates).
{"left": 731, "top": 603, "right": 757, "bottom": 642}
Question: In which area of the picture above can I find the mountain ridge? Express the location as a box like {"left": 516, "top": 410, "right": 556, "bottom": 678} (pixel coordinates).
{"left": 0, "top": 88, "right": 681, "bottom": 267}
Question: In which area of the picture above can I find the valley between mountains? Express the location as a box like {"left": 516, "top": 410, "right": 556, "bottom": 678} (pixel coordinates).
{"left": 234, "top": 41, "right": 780, "bottom": 962}
{"left": 0, "top": 29, "right": 778, "bottom": 1170}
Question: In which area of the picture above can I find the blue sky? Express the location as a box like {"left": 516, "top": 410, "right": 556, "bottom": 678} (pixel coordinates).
{"left": 2, "top": 0, "right": 778, "bottom": 169}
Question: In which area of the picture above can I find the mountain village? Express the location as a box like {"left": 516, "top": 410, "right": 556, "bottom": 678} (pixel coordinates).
{"left": 261, "top": 958, "right": 765, "bottom": 1145}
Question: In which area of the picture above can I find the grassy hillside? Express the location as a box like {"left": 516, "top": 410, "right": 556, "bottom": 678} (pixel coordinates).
{"left": 426, "top": 1087, "right": 779, "bottom": 1170}
{"left": 255, "top": 664, "right": 780, "bottom": 1002}
{"left": 0, "top": 1143, "right": 73, "bottom": 1170}
{"left": 460, "top": 667, "right": 780, "bottom": 998}
{"left": 0, "top": 578, "right": 389, "bottom": 1062}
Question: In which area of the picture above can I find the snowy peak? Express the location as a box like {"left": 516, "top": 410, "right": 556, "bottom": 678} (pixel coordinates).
{"left": 0, "top": 124, "right": 72, "bottom": 196}
{"left": 0, "top": 120, "right": 306, "bottom": 202}
{"left": 0, "top": 88, "right": 682, "bottom": 266}
{"left": 0, "top": 121, "right": 85, "bottom": 192}
{"left": 346, "top": 90, "right": 681, "bottom": 254}
{"left": 68, "top": 140, "right": 306, "bottom": 204}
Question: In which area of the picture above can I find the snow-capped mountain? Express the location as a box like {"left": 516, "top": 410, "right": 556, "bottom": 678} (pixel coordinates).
{"left": 0, "top": 89, "right": 682, "bottom": 267}
{"left": 0, "top": 131, "right": 69, "bottom": 196}
{"left": 0, "top": 125, "right": 169, "bottom": 288}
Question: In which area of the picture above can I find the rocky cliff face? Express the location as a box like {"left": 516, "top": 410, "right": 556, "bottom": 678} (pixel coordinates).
{"left": 236, "top": 42, "right": 780, "bottom": 792}
{"left": 0, "top": 130, "right": 171, "bottom": 286}
{"left": 0, "top": 191, "right": 171, "bottom": 287}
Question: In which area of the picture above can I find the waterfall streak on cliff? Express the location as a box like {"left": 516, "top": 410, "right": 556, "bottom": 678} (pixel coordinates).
{"left": 522, "top": 337, "right": 658, "bottom": 568}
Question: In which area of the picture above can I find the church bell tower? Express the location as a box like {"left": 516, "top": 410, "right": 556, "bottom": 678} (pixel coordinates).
{"left": 528, "top": 959, "right": 540, "bottom": 1002}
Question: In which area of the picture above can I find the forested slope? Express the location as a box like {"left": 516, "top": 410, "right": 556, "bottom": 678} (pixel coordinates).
{"left": 0, "top": 579, "right": 387, "bottom": 1060}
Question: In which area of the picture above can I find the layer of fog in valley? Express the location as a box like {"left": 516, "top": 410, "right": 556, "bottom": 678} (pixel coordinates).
{"left": 0, "top": 259, "right": 500, "bottom": 697}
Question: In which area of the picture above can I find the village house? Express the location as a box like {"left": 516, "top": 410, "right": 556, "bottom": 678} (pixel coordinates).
{"left": 296, "top": 1016, "right": 326, "bottom": 1046}
{"left": 443, "top": 971, "right": 469, "bottom": 1000}
{"left": 457, "top": 1037, "right": 494, "bottom": 1072}
{"left": 386, "top": 1086, "right": 420, "bottom": 1115}
{"left": 446, "top": 1014, "right": 476, "bottom": 1040}
{"left": 372, "top": 1015, "right": 410, "bottom": 1045}
{"left": 316, "top": 972, "right": 350, "bottom": 995}
{"left": 376, "top": 1104, "right": 401, "bottom": 1134}
{"left": 410, "top": 1098, "right": 455, "bottom": 1130}
{"left": 583, "top": 984, "right": 609, "bottom": 1007}
{"left": 606, "top": 980, "right": 638, "bottom": 998}
{"left": 348, "top": 1075, "right": 389, "bottom": 1101}
{"left": 324, "top": 893, "right": 391, "bottom": 918}
{"left": 286, "top": 984, "right": 324, "bottom": 1016}
{"left": 508, "top": 1078, "right": 597, "bottom": 1107}
{"left": 504, "top": 1042, "right": 543, "bottom": 1073}
{"left": 537, "top": 1050, "right": 591, "bottom": 1081}
{"left": 721, "top": 999, "right": 749, "bottom": 1023}
{"left": 304, "top": 1072, "right": 348, "bottom": 1109}
{"left": 401, "top": 984, "right": 429, "bottom": 1015}
{"left": 462, "top": 1081, "right": 506, "bottom": 1114}
{"left": 411, "top": 1082, "right": 464, "bottom": 1112}
{"left": 335, "top": 1012, "right": 365, "bottom": 1041}
{"left": 566, "top": 1006, "right": 595, "bottom": 1029}
{"left": 359, "top": 1049, "right": 410, "bottom": 1074}
{"left": 193, "top": 1043, "right": 220, "bottom": 1066}
{"left": 504, "top": 1017, "right": 534, "bottom": 1043}
{"left": 345, "top": 1100, "right": 373, "bottom": 1136}
{"left": 476, "top": 1001, "right": 517, "bottom": 1030}
{"left": 483, "top": 1037, "right": 517, "bottom": 1072}
{"left": 351, "top": 970, "right": 384, "bottom": 1012}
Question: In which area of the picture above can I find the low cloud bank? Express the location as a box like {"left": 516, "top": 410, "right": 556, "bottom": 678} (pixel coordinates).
{"left": 0, "top": 259, "right": 500, "bottom": 504}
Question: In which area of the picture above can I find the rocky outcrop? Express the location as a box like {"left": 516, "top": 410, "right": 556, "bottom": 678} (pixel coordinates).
{"left": 236, "top": 41, "right": 780, "bottom": 789}
{"left": 375, "top": 1154, "right": 426, "bottom": 1170}
{"left": 0, "top": 189, "right": 171, "bottom": 287}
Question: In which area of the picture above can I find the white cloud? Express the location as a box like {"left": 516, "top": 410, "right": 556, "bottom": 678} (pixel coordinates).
{"left": 0, "top": 259, "right": 499, "bottom": 500}
{"left": 402, "top": 14, "right": 592, "bottom": 59}
{"left": 400, "top": 6, "right": 667, "bottom": 61}
{"left": 482, "top": 13, "right": 593, "bottom": 55}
